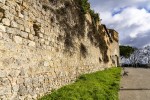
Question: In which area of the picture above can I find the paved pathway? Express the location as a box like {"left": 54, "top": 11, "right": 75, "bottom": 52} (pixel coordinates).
{"left": 119, "top": 68, "right": 150, "bottom": 100}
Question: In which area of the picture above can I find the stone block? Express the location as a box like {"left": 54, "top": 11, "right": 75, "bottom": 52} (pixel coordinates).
{"left": 40, "top": 28, "right": 44, "bottom": 33}
{"left": 27, "top": 86, "right": 34, "bottom": 95}
{"left": 32, "top": 77, "right": 39, "bottom": 87}
{"left": 0, "top": 32, "right": 2, "bottom": 39}
{"left": 0, "top": 12, "right": 3, "bottom": 20}
{"left": 11, "top": 21, "right": 18, "bottom": 28}
{"left": 39, "top": 33, "right": 43, "bottom": 38}
{"left": 0, "top": 0, "right": 5, "bottom": 4}
{"left": 40, "top": 39, "right": 45, "bottom": 43}
{"left": 16, "top": 0, "right": 23, "bottom": 4}
{"left": 23, "top": 2, "right": 29, "bottom": 9}
{"left": 21, "top": 38, "right": 28, "bottom": 45}
{"left": 2, "top": 32, "right": 12, "bottom": 42}
{"left": 25, "top": 78, "right": 32, "bottom": 86}
{"left": 18, "top": 13, "right": 24, "bottom": 18}
{"left": 13, "top": 85, "right": 19, "bottom": 92}
{"left": 0, "top": 70, "right": 7, "bottom": 78}
{"left": 2, "top": 18, "right": 10, "bottom": 26}
{"left": 44, "top": 61, "right": 49, "bottom": 67}
{"left": 10, "top": 92, "right": 19, "bottom": 100}
{"left": 0, "top": 24, "right": 6, "bottom": 32}
{"left": 8, "top": 70, "right": 20, "bottom": 77}
{"left": 17, "top": 78, "right": 24, "bottom": 84}
{"left": 14, "top": 17, "right": 24, "bottom": 25}
{"left": 45, "top": 41, "right": 49, "bottom": 45}
{"left": 1, "top": 78, "right": 10, "bottom": 86}
{"left": 25, "top": 27, "right": 30, "bottom": 33}
{"left": 6, "top": 27, "right": 18, "bottom": 35}
{"left": 20, "top": 31, "right": 28, "bottom": 38}
{"left": 19, "top": 69, "right": 25, "bottom": 76}
{"left": 0, "top": 86, "right": 12, "bottom": 95}
{"left": 28, "top": 34, "right": 34, "bottom": 40}
{"left": 18, "top": 84, "right": 27, "bottom": 96}
{"left": 28, "top": 40, "right": 35, "bottom": 47}
{"left": 19, "top": 25, "right": 24, "bottom": 31}
{"left": 13, "top": 36, "right": 22, "bottom": 44}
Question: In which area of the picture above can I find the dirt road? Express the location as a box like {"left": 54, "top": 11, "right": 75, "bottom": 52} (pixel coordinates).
{"left": 119, "top": 68, "right": 150, "bottom": 100}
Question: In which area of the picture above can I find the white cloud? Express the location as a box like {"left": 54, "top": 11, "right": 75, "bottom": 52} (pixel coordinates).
{"left": 89, "top": 0, "right": 150, "bottom": 47}
{"left": 112, "top": 7, "right": 150, "bottom": 38}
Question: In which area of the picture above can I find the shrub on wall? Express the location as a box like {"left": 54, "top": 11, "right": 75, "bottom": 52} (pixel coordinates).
{"left": 89, "top": 9, "right": 100, "bottom": 23}
{"left": 80, "top": 0, "right": 90, "bottom": 14}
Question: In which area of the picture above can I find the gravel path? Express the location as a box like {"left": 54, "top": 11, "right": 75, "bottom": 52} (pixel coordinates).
{"left": 119, "top": 68, "right": 150, "bottom": 100}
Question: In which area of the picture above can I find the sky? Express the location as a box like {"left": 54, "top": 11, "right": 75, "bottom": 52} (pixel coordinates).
{"left": 89, "top": 0, "right": 150, "bottom": 48}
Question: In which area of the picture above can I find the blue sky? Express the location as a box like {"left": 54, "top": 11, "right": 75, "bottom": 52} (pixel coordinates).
{"left": 89, "top": 0, "right": 150, "bottom": 48}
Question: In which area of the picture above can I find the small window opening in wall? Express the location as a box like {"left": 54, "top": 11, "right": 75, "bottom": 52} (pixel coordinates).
{"left": 33, "top": 23, "right": 41, "bottom": 38}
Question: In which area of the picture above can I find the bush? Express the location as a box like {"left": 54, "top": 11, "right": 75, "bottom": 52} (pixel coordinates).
{"left": 89, "top": 9, "right": 100, "bottom": 23}
{"left": 81, "top": 0, "right": 90, "bottom": 14}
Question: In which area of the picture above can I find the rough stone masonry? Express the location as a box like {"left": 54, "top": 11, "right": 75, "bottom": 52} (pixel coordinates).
{"left": 0, "top": 0, "right": 119, "bottom": 99}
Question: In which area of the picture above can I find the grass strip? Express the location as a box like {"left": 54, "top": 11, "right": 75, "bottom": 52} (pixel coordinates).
{"left": 39, "top": 67, "right": 121, "bottom": 100}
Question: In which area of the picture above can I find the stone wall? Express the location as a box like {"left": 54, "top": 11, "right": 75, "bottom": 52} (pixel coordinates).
{"left": 0, "top": 0, "right": 119, "bottom": 99}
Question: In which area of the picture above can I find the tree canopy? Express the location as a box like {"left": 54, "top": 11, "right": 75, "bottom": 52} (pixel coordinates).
{"left": 120, "top": 45, "right": 136, "bottom": 58}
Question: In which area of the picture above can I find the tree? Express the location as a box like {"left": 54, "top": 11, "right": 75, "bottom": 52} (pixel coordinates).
{"left": 119, "top": 45, "right": 135, "bottom": 59}
{"left": 143, "top": 46, "right": 150, "bottom": 64}
{"left": 120, "top": 45, "right": 150, "bottom": 67}
{"left": 128, "top": 49, "right": 143, "bottom": 67}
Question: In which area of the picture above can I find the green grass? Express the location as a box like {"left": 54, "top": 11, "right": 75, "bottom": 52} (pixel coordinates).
{"left": 39, "top": 67, "right": 121, "bottom": 100}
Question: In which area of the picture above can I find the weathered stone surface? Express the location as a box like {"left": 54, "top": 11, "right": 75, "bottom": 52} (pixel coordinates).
{"left": 39, "top": 33, "right": 43, "bottom": 38}
{"left": 0, "top": 0, "right": 6, "bottom": 4}
{"left": 0, "top": 24, "right": 6, "bottom": 32}
{"left": 0, "top": 86, "right": 11, "bottom": 95}
{"left": 0, "top": 70, "right": 7, "bottom": 77}
{"left": 2, "top": 18, "right": 10, "bottom": 26}
{"left": 0, "top": 12, "right": 3, "bottom": 20}
{"left": 18, "top": 13, "right": 24, "bottom": 18}
{"left": 10, "top": 92, "right": 19, "bottom": 100}
{"left": 8, "top": 70, "right": 20, "bottom": 77}
{"left": 13, "top": 85, "right": 19, "bottom": 92}
{"left": 0, "top": 32, "right": 2, "bottom": 39}
{"left": 28, "top": 40, "right": 35, "bottom": 47}
{"left": 2, "top": 32, "right": 11, "bottom": 42}
{"left": 0, "top": 0, "right": 119, "bottom": 100}
{"left": 25, "top": 27, "right": 30, "bottom": 33}
{"left": 13, "top": 36, "right": 22, "bottom": 44}
{"left": 20, "top": 31, "right": 28, "bottom": 38}
{"left": 44, "top": 61, "right": 49, "bottom": 67}
{"left": 18, "top": 84, "right": 27, "bottom": 96}
{"left": 28, "top": 34, "right": 34, "bottom": 40}
{"left": 11, "top": 21, "right": 18, "bottom": 28}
